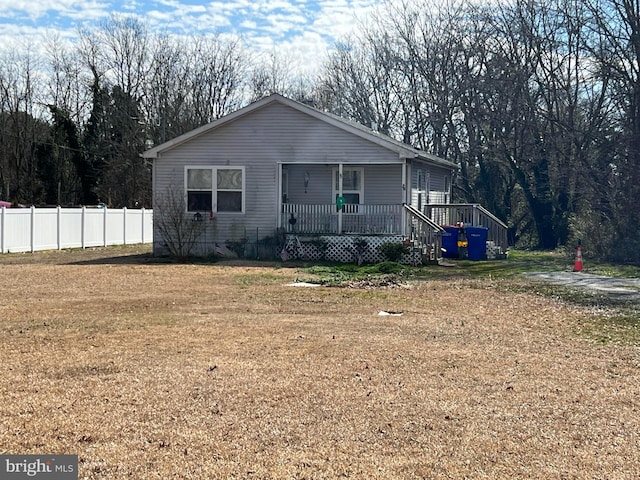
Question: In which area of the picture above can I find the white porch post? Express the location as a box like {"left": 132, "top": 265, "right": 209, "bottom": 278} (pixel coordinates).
{"left": 277, "top": 163, "right": 283, "bottom": 230}
{"left": 338, "top": 163, "right": 343, "bottom": 234}
{"left": 402, "top": 160, "right": 408, "bottom": 235}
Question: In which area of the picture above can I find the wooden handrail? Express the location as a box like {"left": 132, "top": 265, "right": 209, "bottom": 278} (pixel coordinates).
{"left": 403, "top": 204, "right": 445, "bottom": 232}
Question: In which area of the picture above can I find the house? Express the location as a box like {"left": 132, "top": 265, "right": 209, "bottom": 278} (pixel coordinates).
{"left": 143, "top": 94, "right": 506, "bottom": 263}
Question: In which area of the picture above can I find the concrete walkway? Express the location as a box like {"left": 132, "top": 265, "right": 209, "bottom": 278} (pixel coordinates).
{"left": 525, "top": 271, "right": 640, "bottom": 301}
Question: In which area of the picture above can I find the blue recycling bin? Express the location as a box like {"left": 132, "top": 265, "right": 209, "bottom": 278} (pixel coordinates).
{"left": 442, "top": 226, "right": 459, "bottom": 258}
{"left": 466, "top": 226, "right": 489, "bottom": 260}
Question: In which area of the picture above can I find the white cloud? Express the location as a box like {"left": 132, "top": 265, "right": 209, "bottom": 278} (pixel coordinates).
{"left": 239, "top": 19, "right": 258, "bottom": 30}
{"left": 310, "top": 0, "right": 377, "bottom": 39}
{"left": 207, "top": 0, "right": 254, "bottom": 19}
{"left": 260, "top": 12, "right": 308, "bottom": 37}
{"left": 0, "top": 0, "right": 385, "bottom": 77}
{"left": 0, "top": 0, "right": 110, "bottom": 22}
{"left": 157, "top": 0, "right": 207, "bottom": 14}
{"left": 230, "top": 0, "right": 380, "bottom": 74}
{"left": 0, "top": 24, "right": 78, "bottom": 60}
{"left": 275, "top": 30, "right": 333, "bottom": 77}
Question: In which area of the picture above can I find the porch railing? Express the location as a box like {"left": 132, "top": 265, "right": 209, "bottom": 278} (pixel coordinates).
{"left": 426, "top": 203, "right": 508, "bottom": 253}
{"left": 282, "top": 204, "right": 403, "bottom": 235}
{"left": 403, "top": 204, "right": 445, "bottom": 262}
{"left": 280, "top": 202, "right": 509, "bottom": 254}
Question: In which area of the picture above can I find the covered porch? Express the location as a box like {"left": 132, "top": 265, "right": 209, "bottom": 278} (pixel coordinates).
{"left": 280, "top": 202, "right": 509, "bottom": 260}
{"left": 276, "top": 160, "right": 415, "bottom": 237}
{"left": 274, "top": 161, "right": 509, "bottom": 262}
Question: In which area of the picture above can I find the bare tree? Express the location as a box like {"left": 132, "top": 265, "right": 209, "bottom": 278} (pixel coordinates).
{"left": 101, "top": 15, "right": 150, "bottom": 99}
{"left": 77, "top": 17, "right": 153, "bottom": 207}
{"left": 141, "top": 35, "right": 190, "bottom": 144}
{"left": 315, "top": 0, "right": 628, "bottom": 251}
{"left": 186, "top": 35, "right": 247, "bottom": 126}
{"left": 154, "top": 185, "right": 207, "bottom": 261}
{"left": 0, "top": 46, "right": 47, "bottom": 204}
{"left": 247, "top": 48, "right": 318, "bottom": 102}
{"left": 45, "top": 34, "right": 92, "bottom": 125}
{"left": 584, "top": 0, "right": 640, "bottom": 260}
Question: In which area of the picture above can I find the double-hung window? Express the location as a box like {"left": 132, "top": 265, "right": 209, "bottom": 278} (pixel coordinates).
{"left": 186, "top": 166, "right": 244, "bottom": 213}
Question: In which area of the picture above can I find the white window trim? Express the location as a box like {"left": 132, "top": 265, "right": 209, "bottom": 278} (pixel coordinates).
{"left": 332, "top": 166, "right": 364, "bottom": 205}
{"left": 185, "top": 165, "right": 245, "bottom": 214}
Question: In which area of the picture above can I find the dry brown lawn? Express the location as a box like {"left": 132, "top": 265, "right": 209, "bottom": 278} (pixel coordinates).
{"left": 0, "top": 246, "right": 638, "bottom": 479}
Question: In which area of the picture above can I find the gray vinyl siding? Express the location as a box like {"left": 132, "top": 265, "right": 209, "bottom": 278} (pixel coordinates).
{"left": 409, "top": 162, "right": 452, "bottom": 209}
{"left": 286, "top": 164, "right": 331, "bottom": 202}
{"left": 364, "top": 164, "right": 403, "bottom": 204}
{"left": 286, "top": 164, "right": 402, "bottom": 204}
{"left": 428, "top": 166, "right": 451, "bottom": 203}
{"left": 154, "top": 163, "right": 275, "bottom": 246}
{"left": 153, "top": 102, "right": 403, "bottom": 249}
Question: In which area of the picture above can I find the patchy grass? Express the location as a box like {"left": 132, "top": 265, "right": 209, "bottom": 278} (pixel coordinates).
{"left": 492, "top": 279, "right": 640, "bottom": 346}
{"left": 574, "top": 311, "right": 640, "bottom": 346}
{"left": 0, "top": 247, "right": 639, "bottom": 478}
{"left": 301, "top": 262, "right": 407, "bottom": 287}
{"left": 301, "top": 253, "right": 640, "bottom": 347}
{"left": 420, "top": 249, "right": 581, "bottom": 280}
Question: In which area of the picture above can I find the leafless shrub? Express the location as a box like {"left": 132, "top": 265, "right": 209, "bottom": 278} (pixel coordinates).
{"left": 153, "top": 184, "right": 206, "bottom": 261}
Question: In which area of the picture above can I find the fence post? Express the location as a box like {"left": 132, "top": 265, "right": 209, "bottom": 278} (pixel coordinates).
{"left": 0, "top": 206, "right": 4, "bottom": 254}
{"left": 30, "top": 205, "right": 36, "bottom": 253}
{"left": 57, "top": 206, "right": 62, "bottom": 250}
{"left": 103, "top": 207, "right": 108, "bottom": 247}
{"left": 81, "top": 206, "right": 86, "bottom": 249}
{"left": 141, "top": 207, "right": 145, "bottom": 244}
{"left": 123, "top": 207, "right": 127, "bottom": 245}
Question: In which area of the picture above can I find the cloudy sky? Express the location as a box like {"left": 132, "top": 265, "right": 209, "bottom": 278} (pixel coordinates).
{"left": 0, "top": 0, "right": 384, "bottom": 75}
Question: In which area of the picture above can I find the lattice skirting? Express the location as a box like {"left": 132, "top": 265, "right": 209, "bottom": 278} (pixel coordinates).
{"left": 283, "top": 234, "right": 421, "bottom": 265}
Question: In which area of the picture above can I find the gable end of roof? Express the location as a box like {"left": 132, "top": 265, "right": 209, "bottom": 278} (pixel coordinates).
{"left": 142, "top": 93, "right": 456, "bottom": 169}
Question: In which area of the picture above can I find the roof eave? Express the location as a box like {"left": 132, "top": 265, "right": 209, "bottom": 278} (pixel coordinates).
{"left": 414, "top": 153, "right": 458, "bottom": 170}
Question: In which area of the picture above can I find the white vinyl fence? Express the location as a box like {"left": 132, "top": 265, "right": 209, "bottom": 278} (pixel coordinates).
{"left": 0, "top": 206, "right": 153, "bottom": 254}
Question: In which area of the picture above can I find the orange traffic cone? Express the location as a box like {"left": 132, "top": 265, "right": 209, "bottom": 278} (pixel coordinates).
{"left": 573, "top": 245, "right": 583, "bottom": 272}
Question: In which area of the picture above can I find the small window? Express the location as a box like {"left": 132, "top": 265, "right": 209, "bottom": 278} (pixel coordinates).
{"left": 340, "top": 193, "right": 360, "bottom": 204}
